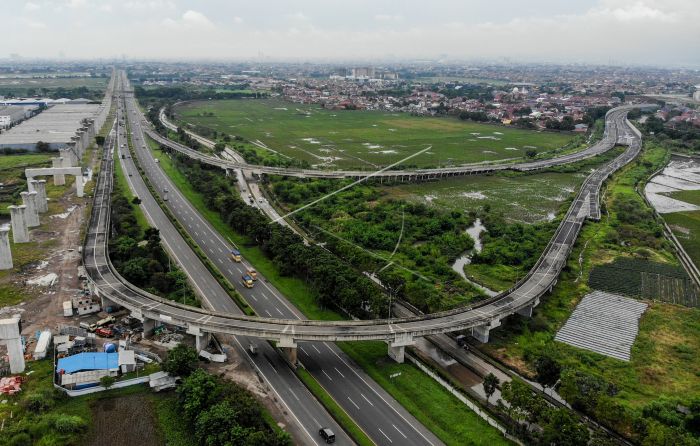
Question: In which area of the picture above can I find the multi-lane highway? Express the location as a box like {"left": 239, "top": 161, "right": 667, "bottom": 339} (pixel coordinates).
{"left": 119, "top": 72, "right": 443, "bottom": 446}
{"left": 85, "top": 84, "right": 354, "bottom": 446}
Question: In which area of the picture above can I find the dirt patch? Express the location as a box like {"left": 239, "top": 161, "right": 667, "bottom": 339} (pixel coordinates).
{"left": 84, "top": 394, "right": 162, "bottom": 446}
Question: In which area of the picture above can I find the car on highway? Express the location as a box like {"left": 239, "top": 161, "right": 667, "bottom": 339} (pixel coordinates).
{"left": 247, "top": 269, "right": 257, "bottom": 280}
{"left": 319, "top": 427, "right": 335, "bottom": 444}
{"left": 241, "top": 274, "right": 254, "bottom": 288}
{"left": 230, "top": 249, "right": 242, "bottom": 262}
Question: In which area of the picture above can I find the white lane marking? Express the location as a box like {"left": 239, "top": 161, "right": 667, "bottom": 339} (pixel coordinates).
{"left": 312, "top": 344, "right": 321, "bottom": 354}
{"left": 321, "top": 370, "right": 333, "bottom": 381}
{"left": 323, "top": 342, "right": 437, "bottom": 445}
{"left": 378, "top": 428, "right": 393, "bottom": 443}
{"left": 265, "top": 310, "right": 272, "bottom": 317}
{"left": 250, "top": 295, "right": 258, "bottom": 302}
{"left": 289, "top": 388, "right": 300, "bottom": 401}
{"left": 347, "top": 396, "right": 359, "bottom": 410}
{"left": 392, "top": 424, "right": 407, "bottom": 439}
{"left": 360, "top": 393, "right": 374, "bottom": 406}
{"left": 334, "top": 367, "right": 345, "bottom": 378}
{"left": 276, "top": 307, "right": 284, "bottom": 316}
{"left": 299, "top": 346, "right": 309, "bottom": 356}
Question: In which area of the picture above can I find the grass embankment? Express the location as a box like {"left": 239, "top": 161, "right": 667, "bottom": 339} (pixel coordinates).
{"left": 483, "top": 142, "right": 699, "bottom": 416}
{"left": 175, "top": 98, "right": 574, "bottom": 170}
{"left": 146, "top": 140, "right": 512, "bottom": 445}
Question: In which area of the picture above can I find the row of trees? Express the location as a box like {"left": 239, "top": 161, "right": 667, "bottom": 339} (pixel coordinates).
{"left": 167, "top": 153, "right": 388, "bottom": 317}
{"left": 109, "top": 192, "right": 198, "bottom": 305}
{"left": 164, "top": 345, "right": 291, "bottom": 446}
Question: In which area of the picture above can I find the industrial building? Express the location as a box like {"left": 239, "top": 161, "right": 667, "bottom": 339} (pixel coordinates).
{"left": 0, "top": 105, "right": 37, "bottom": 129}
{"left": 0, "top": 103, "right": 101, "bottom": 151}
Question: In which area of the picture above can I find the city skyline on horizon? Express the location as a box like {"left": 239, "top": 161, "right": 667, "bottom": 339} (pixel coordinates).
{"left": 2, "top": 0, "right": 699, "bottom": 68}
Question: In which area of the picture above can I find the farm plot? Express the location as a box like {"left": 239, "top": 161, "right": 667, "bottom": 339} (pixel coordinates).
{"left": 85, "top": 394, "right": 163, "bottom": 446}
{"left": 588, "top": 257, "right": 699, "bottom": 307}
{"left": 175, "top": 99, "right": 574, "bottom": 170}
{"left": 664, "top": 210, "right": 700, "bottom": 271}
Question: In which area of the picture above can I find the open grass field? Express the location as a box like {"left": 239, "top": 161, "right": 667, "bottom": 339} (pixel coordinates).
{"left": 175, "top": 99, "right": 574, "bottom": 170}
{"left": 0, "top": 76, "right": 107, "bottom": 96}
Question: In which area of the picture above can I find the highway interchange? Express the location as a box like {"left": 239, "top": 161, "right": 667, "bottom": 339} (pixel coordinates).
{"left": 84, "top": 70, "right": 650, "bottom": 445}
{"left": 119, "top": 72, "right": 441, "bottom": 446}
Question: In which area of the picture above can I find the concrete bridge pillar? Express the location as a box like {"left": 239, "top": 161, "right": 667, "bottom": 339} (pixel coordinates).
{"left": 142, "top": 318, "right": 156, "bottom": 337}
{"left": 8, "top": 205, "right": 29, "bottom": 243}
{"left": 21, "top": 191, "right": 40, "bottom": 227}
{"left": 388, "top": 333, "right": 415, "bottom": 363}
{"left": 34, "top": 180, "right": 48, "bottom": 213}
{"left": 52, "top": 158, "right": 66, "bottom": 185}
{"left": 471, "top": 319, "right": 502, "bottom": 343}
{"left": 277, "top": 336, "right": 298, "bottom": 366}
{"left": 516, "top": 298, "right": 539, "bottom": 318}
{"left": 0, "top": 227, "right": 13, "bottom": 270}
{"left": 74, "top": 173, "right": 84, "bottom": 198}
{"left": 59, "top": 149, "right": 74, "bottom": 167}
{"left": 0, "top": 316, "right": 25, "bottom": 373}
{"left": 186, "top": 325, "right": 210, "bottom": 351}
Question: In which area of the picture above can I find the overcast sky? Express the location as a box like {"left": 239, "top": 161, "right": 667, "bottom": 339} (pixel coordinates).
{"left": 4, "top": 0, "right": 699, "bottom": 67}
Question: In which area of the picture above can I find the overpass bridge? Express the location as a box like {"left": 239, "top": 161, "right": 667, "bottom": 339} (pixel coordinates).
{"left": 85, "top": 97, "right": 649, "bottom": 363}
{"left": 151, "top": 105, "right": 635, "bottom": 181}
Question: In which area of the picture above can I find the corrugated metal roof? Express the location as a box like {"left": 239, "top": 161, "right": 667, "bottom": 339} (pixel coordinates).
{"left": 57, "top": 352, "right": 119, "bottom": 373}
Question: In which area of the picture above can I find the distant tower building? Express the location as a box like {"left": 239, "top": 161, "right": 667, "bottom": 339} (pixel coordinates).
{"left": 693, "top": 88, "right": 700, "bottom": 102}
{"left": 351, "top": 67, "right": 375, "bottom": 79}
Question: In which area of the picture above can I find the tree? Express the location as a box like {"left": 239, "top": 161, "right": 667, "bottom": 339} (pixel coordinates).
{"left": 131, "top": 196, "right": 141, "bottom": 205}
{"left": 177, "top": 369, "right": 222, "bottom": 422}
{"left": 163, "top": 344, "right": 199, "bottom": 377}
{"left": 482, "top": 373, "right": 500, "bottom": 404}
{"left": 95, "top": 135, "right": 105, "bottom": 146}
{"left": 35, "top": 141, "right": 50, "bottom": 152}
{"left": 535, "top": 355, "right": 561, "bottom": 390}
{"left": 100, "top": 375, "right": 115, "bottom": 389}
{"left": 539, "top": 408, "right": 589, "bottom": 446}
{"left": 525, "top": 149, "right": 537, "bottom": 158}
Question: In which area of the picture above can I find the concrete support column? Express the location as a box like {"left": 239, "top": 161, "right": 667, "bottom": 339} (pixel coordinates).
{"left": 21, "top": 191, "right": 40, "bottom": 227}
{"left": 34, "top": 180, "right": 48, "bottom": 213}
{"left": 388, "top": 333, "right": 415, "bottom": 363}
{"left": 142, "top": 318, "right": 156, "bottom": 337}
{"left": 0, "top": 316, "right": 25, "bottom": 373}
{"left": 516, "top": 298, "right": 539, "bottom": 318}
{"left": 59, "top": 149, "right": 74, "bottom": 167}
{"left": 0, "top": 227, "right": 13, "bottom": 270}
{"left": 195, "top": 332, "right": 211, "bottom": 351}
{"left": 471, "top": 319, "right": 502, "bottom": 343}
{"left": 74, "top": 174, "right": 84, "bottom": 198}
{"left": 277, "top": 336, "right": 298, "bottom": 366}
{"left": 8, "top": 205, "right": 29, "bottom": 243}
{"left": 52, "top": 158, "right": 66, "bottom": 185}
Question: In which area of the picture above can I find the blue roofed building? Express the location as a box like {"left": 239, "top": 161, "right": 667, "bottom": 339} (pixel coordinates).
{"left": 57, "top": 352, "right": 120, "bottom": 389}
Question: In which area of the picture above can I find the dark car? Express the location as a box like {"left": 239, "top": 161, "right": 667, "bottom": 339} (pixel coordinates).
{"left": 319, "top": 427, "right": 335, "bottom": 444}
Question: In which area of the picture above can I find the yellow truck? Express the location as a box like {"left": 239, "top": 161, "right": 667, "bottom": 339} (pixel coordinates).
{"left": 241, "top": 274, "right": 254, "bottom": 289}
{"left": 230, "top": 249, "right": 242, "bottom": 262}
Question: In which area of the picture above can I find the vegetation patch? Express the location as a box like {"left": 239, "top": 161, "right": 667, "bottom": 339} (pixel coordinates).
{"left": 481, "top": 140, "right": 700, "bottom": 444}
{"left": 664, "top": 210, "right": 700, "bottom": 268}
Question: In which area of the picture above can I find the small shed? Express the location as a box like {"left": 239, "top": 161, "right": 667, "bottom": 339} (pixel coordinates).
{"left": 118, "top": 350, "right": 137, "bottom": 373}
